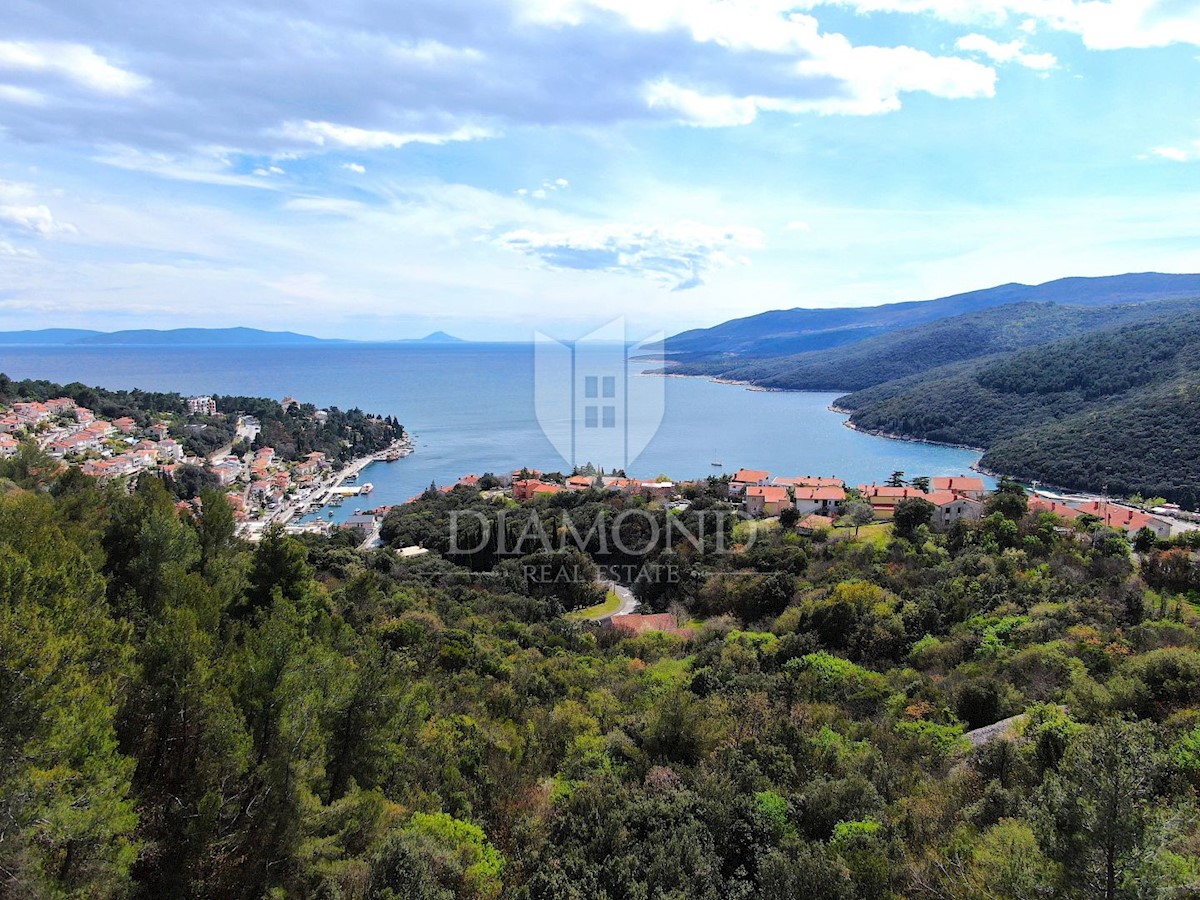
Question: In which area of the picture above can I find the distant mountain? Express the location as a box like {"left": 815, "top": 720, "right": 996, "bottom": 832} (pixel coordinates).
{"left": 74, "top": 327, "right": 344, "bottom": 346}
{"left": 0, "top": 327, "right": 344, "bottom": 346}
{"left": 666, "top": 272, "right": 1200, "bottom": 358}
{"left": 415, "top": 331, "right": 465, "bottom": 343}
{"left": 835, "top": 307, "right": 1200, "bottom": 506}
{"left": 667, "top": 297, "right": 1200, "bottom": 392}
{"left": 0, "top": 328, "right": 102, "bottom": 345}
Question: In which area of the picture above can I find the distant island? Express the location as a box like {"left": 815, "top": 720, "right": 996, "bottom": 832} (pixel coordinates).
{"left": 0, "top": 326, "right": 468, "bottom": 346}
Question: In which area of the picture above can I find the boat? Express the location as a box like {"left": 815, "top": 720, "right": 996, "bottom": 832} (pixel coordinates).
{"left": 327, "top": 510, "right": 334, "bottom": 518}
{"left": 345, "top": 472, "right": 358, "bottom": 482}
{"left": 354, "top": 508, "right": 362, "bottom": 515}
{"left": 385, "top": 449, "right": 402, "bottom": 461}
{"left": 359, "top": 483, "right": 374, "bottom": 494}
{"left": 711, "top": 462, "right": 723, "bottom": 467}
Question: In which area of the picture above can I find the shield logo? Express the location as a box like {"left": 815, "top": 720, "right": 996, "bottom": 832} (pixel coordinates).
{"left": 534, "top": 318, "right": 665, "bottom": 472}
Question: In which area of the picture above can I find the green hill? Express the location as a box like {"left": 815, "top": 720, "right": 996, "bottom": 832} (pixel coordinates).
{"left": 666, "top": 272, "right": 1200, "bottom": 358}
{"left": 668, "top": 299, "right": 1200, "bottom": 391}
{"left": 838, "top": 311, "right": 1200, "bottom": 505}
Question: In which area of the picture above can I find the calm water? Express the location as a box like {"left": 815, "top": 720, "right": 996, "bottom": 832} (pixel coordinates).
{"left": 0, "top": 343, "right": 991, "bottom": 519}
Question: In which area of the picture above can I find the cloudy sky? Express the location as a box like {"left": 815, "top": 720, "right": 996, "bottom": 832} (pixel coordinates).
{"left": 2, "top": 0, "right": 1199, "bottom": 340}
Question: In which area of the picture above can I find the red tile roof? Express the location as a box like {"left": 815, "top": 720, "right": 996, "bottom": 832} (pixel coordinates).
{"left": 931, "top": 475, "right": 986, "bottom": 494}
{"left": 774, "top": 475, "right": 845, "bottom": 488}
{"left": 793, "top": 486, "right": 846, "bottom": 501}
{"left": 746, "top": 485, "right": 791, "bottom": 503}
{"left": 732, "top": 468, "right": 771, "bottom": 483}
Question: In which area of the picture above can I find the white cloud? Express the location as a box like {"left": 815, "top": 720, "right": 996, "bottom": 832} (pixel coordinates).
{"left": 0, "top": 84, "right": 46, "bottom": 105}
{"left": 956, "top": 33, "right": 1057, "bottom": 70}
{"left": 278, "top": 120, "right": 494, "bottom": 150}
{"left": 0, "top": 41, "right": 148, "bottom": 96}
{"left": 800, "top": 0, "right": 1200, "bottom": 51}
{"left": 343, "top": 162, "right": 367, "bottom": 174}
{"left": 1150, "top": 141, "right": 1200, "bottom": 162}
{"left": 497, "top": 221, "right": 764, "bottom": 289}
{"left": 283, "top": 197, "right": 369, "bottom": 215}
{"left": 0, "top": 240, "right": 38, "bottom": 258}
{"left": 645, "top": 80, "right": 760, "bottom": 126}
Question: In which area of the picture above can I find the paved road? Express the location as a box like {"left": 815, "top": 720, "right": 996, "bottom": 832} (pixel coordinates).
{"left": 600, "top": 581, "right": 639, "bottom": 620}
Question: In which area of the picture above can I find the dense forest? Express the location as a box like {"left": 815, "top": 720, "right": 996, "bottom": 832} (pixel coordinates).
{"left": 4, "top": 450, "right": 1200, "bottom": 898}
{"left": 837, "top": 313, "right": 1200, "bottom": 505}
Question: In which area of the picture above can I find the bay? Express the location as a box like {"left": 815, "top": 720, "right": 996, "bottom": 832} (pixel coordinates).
{"left": 0, "top": 343, "right": 992, "bottom": 519}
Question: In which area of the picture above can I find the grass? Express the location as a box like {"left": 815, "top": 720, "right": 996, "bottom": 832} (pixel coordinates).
{"left": 566, "top": 590, "right": 622, "bottom": 621}
{"left": 831, "top": 522, "right": 893, "bottom": 548}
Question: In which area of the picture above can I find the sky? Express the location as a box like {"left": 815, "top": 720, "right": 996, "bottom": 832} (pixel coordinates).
{"left": 1, "top": 0, "right": 1199, "bottom": 341}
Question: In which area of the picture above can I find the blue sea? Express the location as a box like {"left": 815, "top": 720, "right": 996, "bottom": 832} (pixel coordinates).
{"left": 0, "top": 343, "right": 992, "bottom": 520}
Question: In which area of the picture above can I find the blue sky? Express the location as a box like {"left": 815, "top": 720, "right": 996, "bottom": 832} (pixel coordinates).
{"left": 1, "top": 0, "right": 1198, "bottom": 341}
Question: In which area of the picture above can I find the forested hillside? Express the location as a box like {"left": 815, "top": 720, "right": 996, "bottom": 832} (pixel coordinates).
{"left": 667, "top": 299, "right": 1200, "bottom": 392}
{"left": 665, "top": 272, "right": 1200, "bottom": 358}
{"left": 5, "top": 454, "right": 1200, "bottom": 898}
{"left": 839, "top": 313, "right": 1200, "bottom": 505}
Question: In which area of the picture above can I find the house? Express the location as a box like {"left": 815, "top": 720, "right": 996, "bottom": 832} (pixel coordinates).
{"left": 745, "top": 484, "right": 792, "bottom": 517}
{"left": 730, "top": 468, "right": 771, "bottom": 496}
{"left": 925, "top": 490, "right": 984, "bottom": 528}
{"left": 158, "top": 439, "right": 183, "bottom": 461}
{"left": 797, "top": 513, "right": 835, "bottom": 534}
{"left": 793, "top": 485, "right": 846, "bottom": 517}
{"left": 73, "top": 407, "right": 94, "bottom": 424}
{"left": 211, "top": 461, "right": 241, "bottom": 486}
{"left": 187, "top": 396, "right": 217, "bottom": 416}
{"left": 566, "top": 474, "right": 596, "bottom": 491}
{"left": 340, "top": 514, "right": 379, "bottom": 537}
{"left": 638, "top": 481, "right": 676, "bottom": 501}
{"left": 0, "top": 434, "right": 17, "bottom": 456}
{"left": 147, "top": 422, "right": 171, "bottom": 441}
{"left": 774, "top": 475, "right": 845, "bottom": 488}
{"left": 1029, "top": 497, "right": 1082, "bottom": 521}
{"left": 45, "top": 397, "right": 75, "bottom": 413}
{"left": 112, "top": 416, "right": 137, "bottom": 434}
{"left": 857, "top": 485, "right": 928, "bottom": 519}
{"left": 513, "top": 478, "right": 564, "bottom": 501}
{"left": 0, "top": 415, "right": 21, "bottom": 433}
{"left": 931, "top": 475, "right": 987, "bottom": 501}
{"left": 457, "top": 474, "right": 482, "bottom": 487}
{"left": 12, "top": 402, "right": 50, "bottom": 424}
{"left": 1071, "top": 500, "right": 1172, "bottom": 539}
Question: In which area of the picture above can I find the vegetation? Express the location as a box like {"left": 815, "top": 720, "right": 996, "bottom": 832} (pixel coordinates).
{"left": 838, "top": 311, "right": 1200, "bottom": 505}
{"left": 4, "top": 453, "right": 1200, "bottom": 897}
{"left": 670, "top": 300, "right": 1199, "bottom": 392}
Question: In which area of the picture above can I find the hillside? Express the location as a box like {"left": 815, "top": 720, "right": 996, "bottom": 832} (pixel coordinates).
{"left": 838, "top": 312, "right": 1200, "bottom": 505}
{"left": 666, "top": 272, "right": 1200, "bottom": 358}
{"left": 667, "top": 298, "right": 1200, "bottom": 391}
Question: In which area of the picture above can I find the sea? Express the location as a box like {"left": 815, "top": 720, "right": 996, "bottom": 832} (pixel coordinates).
{"left": 0, "top": 343, "right": 992, "bottom": 521}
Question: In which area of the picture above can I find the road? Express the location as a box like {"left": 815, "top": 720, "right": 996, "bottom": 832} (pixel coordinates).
{"left": 600, "top": 581, "right": 639, "bottom": 620}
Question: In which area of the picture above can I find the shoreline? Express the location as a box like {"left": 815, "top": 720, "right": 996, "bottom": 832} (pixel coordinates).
{"left": 645, "top": 367, "right": 1002, "bottom": 480}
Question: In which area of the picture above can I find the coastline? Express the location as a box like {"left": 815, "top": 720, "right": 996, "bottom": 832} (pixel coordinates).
{"left": 646, "top": 367, "right": 1002, "bottom": 480}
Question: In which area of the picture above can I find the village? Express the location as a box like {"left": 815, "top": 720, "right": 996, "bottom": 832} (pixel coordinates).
{"left": 0, "top": 393, "right": 403, "bottom": 541}
{"left": 488, "top": 466, "right": 1188, "bottom": 541}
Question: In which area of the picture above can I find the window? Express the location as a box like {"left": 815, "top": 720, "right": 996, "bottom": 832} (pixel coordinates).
{"left": 584, "top": 376, "right": 598, "bottom": 399}
{"left": 585, "top": 406, "right": 598, "bottom": 428}
{"left": 602, "top": 375, "right": 616, "bottom": 398}
{"left": 602, "top": 406, "right": 616, "bottom": 428}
